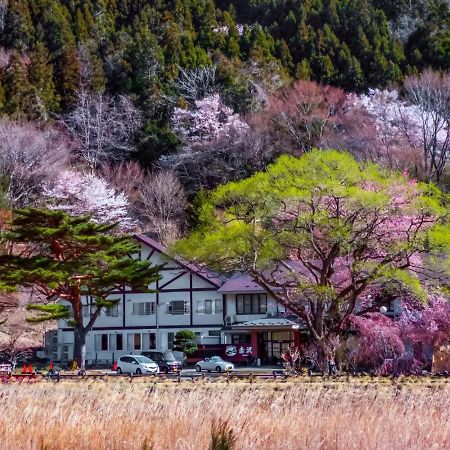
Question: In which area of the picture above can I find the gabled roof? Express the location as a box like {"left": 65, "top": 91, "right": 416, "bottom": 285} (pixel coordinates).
{"left": 218, "top": 272, "right": 282, "bottom": 293}
{"left": 134, "top": 234, "right": 225, "bottom": 288}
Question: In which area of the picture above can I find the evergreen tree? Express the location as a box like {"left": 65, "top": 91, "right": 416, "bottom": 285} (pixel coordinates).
{"left": 57, "top": 46, "right": 81, "bottom": 110}
{"left": 0, "top": 208, "right": 163, "bottom": 371}
{"left": 2, "top": 52, "right": 34, "bottom": 117}
{"left": 29, "top": 42, "right": 59, "bottom": 113}
{"left": 173, "top": 329, "right": 198, "bottom": 355}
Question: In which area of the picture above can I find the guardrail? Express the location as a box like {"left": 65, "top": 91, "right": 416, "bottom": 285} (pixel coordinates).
{"left": 0, "top": 370, "right": 289, "bottom": 383}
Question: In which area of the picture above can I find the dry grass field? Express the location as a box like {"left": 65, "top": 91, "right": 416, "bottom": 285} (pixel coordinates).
{"left": 0, "top": 377, "right": 448, "bottom": 450}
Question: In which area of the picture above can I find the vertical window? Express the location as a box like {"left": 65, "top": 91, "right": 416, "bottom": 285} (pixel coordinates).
{"left": 101, "top": 334, "right": 108, "bottom": 350}
{"left": 116, "top": 334, "right": 123, "bottom": 351}
{"left": 95, "top": 334, "right": 109, "bottom": 351}
{"left": 134, "top": 334, "right": 141, "bottom": 350}
{"left": 142, "top": 333, "right": 156, "bottom": 350}
{"left": 82, "top": 305, "right": 90, "bottom": 317}
{"left": 204, "top": 299, "right": 213, "bottom": 314}
{"left": 109, "top": 334, "right": 123, "bottom": 351}
{"left": 127, "top": 334, "right": 142, "bottom": 351}
{"left": 168, "top": 332, "right": 175, "bottom": 349}
{"left": 197, "top": 300, "right": 205, "bottom": 314}
{"left": 215, "top": 299, "right": 223, "bottom": 314}
{"left": 105, "top": 304, "right": 119, "bottom": 317}
{"left": 149, "top": 333, "right": 156, "bottom": 349}
{"left": 244, "top": 295, "right": 252, "bottom": 314}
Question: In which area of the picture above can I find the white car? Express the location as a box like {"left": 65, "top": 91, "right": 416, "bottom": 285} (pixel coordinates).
{"left": 116, "top": 355, "right": 159, "bottom": 375}
{"left": 195, "top": 356, "right": 234, "bottom": 373}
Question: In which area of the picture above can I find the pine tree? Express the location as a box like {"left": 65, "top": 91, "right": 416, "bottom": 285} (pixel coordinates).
{"left": 57, "top": 47, "right": 81, "bottom": 110}
{"left": 2, "top": 52, "right": 34, "bottom": 117}
{"left": 0, "top": 208, "right": 163, "bottom": 371}
{"left": 29, "top": 42, "right": 59, "bottom": 114}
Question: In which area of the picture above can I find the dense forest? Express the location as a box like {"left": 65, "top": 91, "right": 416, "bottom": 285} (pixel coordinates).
{"left": 1, "top": 1, "right": 450, "bottom": 131}
{"left": 1, "top": 0, "right": 450, "bottom": 242}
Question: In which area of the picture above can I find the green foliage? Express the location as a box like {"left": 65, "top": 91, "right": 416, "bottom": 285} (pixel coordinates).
{"left": 174, "top": 150, "right": 450, "bottom": 318}
{"left": 173, "top": 329, "right": 198, "bottom": 355}
{"left": 0, "top": 207, "right": 163, "bottom": 336}
{"left": 0, "top": 0, "right": 448, "bottom": 119}
{"left": 209, "top": 420, "right": 236, "bottom": 450}
{"left": 0, "top": 0, "right": 449, "bottom": 171}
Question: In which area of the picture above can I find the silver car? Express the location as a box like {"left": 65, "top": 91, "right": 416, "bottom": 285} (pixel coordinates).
{"left": 195, "top": 356, "right": 234, "bottom": 373}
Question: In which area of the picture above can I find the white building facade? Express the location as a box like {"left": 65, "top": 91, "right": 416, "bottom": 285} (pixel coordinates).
{"left": 55, "top": 236, "right": 228, "bottom": 364}
{"left": 53, "top": 236, "right": 305, "bottom": 365}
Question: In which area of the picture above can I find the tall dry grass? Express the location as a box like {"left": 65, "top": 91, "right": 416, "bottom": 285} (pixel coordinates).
{"left": 0, "top": 378, "right": 448, "bottom": 449}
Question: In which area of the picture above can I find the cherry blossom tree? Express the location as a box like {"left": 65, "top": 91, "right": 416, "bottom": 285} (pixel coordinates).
{"left": 404, "top": 70, "right": 450, "bottom": 182}
{"left": 348, "top": 78, "right": 450, "bottom": 182}
{"left": 263, "top": 80, "right": 347, "bottom": 154}
{"left": 171, "top": 93, "right": 248, "bottom": 143}
{"left": 43, "top": 170, "right": 134, "bottom": 231}
{"left": 348, "top": 313, "right": 405, "bottom": 373}
{"left": 399, "top": 293, "right": 450, "bottom": 350}
{"left": 175, "top": 150, "right": 450, "bottom": 363}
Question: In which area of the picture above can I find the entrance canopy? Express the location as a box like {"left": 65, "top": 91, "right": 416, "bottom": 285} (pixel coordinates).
{"left": 230, "top": 317, "right": 304, "bottom": 331}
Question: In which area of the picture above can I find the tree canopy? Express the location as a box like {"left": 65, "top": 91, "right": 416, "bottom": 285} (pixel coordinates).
{"left": 0, "top": 208, "right": 163, "bottom": 369}
{"left": 174, "top": 150, "right": 450, "bottom": 356}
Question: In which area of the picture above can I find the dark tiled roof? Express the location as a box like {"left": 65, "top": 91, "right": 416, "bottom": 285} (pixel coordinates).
{"left": 134, "top": 235, "right": 225, "bottom": 288}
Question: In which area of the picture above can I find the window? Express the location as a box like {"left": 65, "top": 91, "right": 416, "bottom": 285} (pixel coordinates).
{"left": 167, "top": 332, "right": 175, "bottom": 349}
{"left": 232, "top": 334, "right": 251, "bottom": 345}
{"left": 105, "top": 304, "right": 119, "bottom": 317}
{"left": 197, "top": 299, "right": 223, "bottom": 315}
{"left": 127, "top": 333, "right": 142, "bottom": 351}
{"left": 134, "top": 334, "right": 141, "bottom": 350}
{"left": 82, "top": 305, "right": 90, "bottom": 317}
{"left": 132, "top": 302, "right": 156, "bottom": 315}
{"left": 236, "top": 294, "right": 267, "bottom": 314}
{"left": 142, "top": 332, "right": 157, "bottom": 350}
{"left": 168, "top": 301, "right": 188, "bottom": 315}
{"left": 109, "top": 334, "right": 123, "bottom": 351}
{"left": 94, "top": 334, "right": 109, "bottom": 351}
{"left": 116, "top": 334, "right": 123, "bottom": 351}
{"left": 215, "top": 299, "right": 223, "bottom": 314}
{"left": 208, "top": 330, "right": 221, "bottom": 337}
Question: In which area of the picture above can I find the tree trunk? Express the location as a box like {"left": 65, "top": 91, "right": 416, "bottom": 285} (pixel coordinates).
{"left": 73, "top": 326, "right": 88, "bottom": 371}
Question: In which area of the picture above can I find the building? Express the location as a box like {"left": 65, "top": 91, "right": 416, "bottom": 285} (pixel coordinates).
{"left": 53, "top": 235, "right": 303, "bottom": 365}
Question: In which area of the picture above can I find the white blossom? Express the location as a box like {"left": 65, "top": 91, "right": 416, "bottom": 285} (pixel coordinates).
{"left": 44, "top": 170, "right": 134, "bottom": 230}
{"left": 172, "top": 93, "right": 248, "bottom": 142}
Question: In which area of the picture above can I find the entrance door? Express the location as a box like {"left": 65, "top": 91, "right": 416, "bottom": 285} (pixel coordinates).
{"left": 260, "top": 331, "right": 294, "bottom": 364}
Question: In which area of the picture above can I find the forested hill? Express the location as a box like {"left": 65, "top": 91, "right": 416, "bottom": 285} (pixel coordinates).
{"left": 1, "top": 0, "right": 449, "bottom": 118}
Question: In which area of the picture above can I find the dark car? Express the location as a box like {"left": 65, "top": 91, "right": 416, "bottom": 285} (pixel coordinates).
{"left": 141, "top": 351, "right": 181, "bottom": 374}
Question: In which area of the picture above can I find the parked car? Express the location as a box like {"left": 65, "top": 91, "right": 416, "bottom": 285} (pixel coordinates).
{"left": 116, "top": 355, "right": 159, "bottom": 375}
{"left": 141, "top": 351, "right": 182, "bottom": 374}
{"left": 195, "top": 356, "right": 234, "bottom": 373}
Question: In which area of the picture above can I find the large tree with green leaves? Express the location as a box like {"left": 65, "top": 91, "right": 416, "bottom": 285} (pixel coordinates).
{"left": 174, "top": 150, "right": 450, "bottom": 360}
{"left": 0, "top": 208, "right": 163, "bottom": 370}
